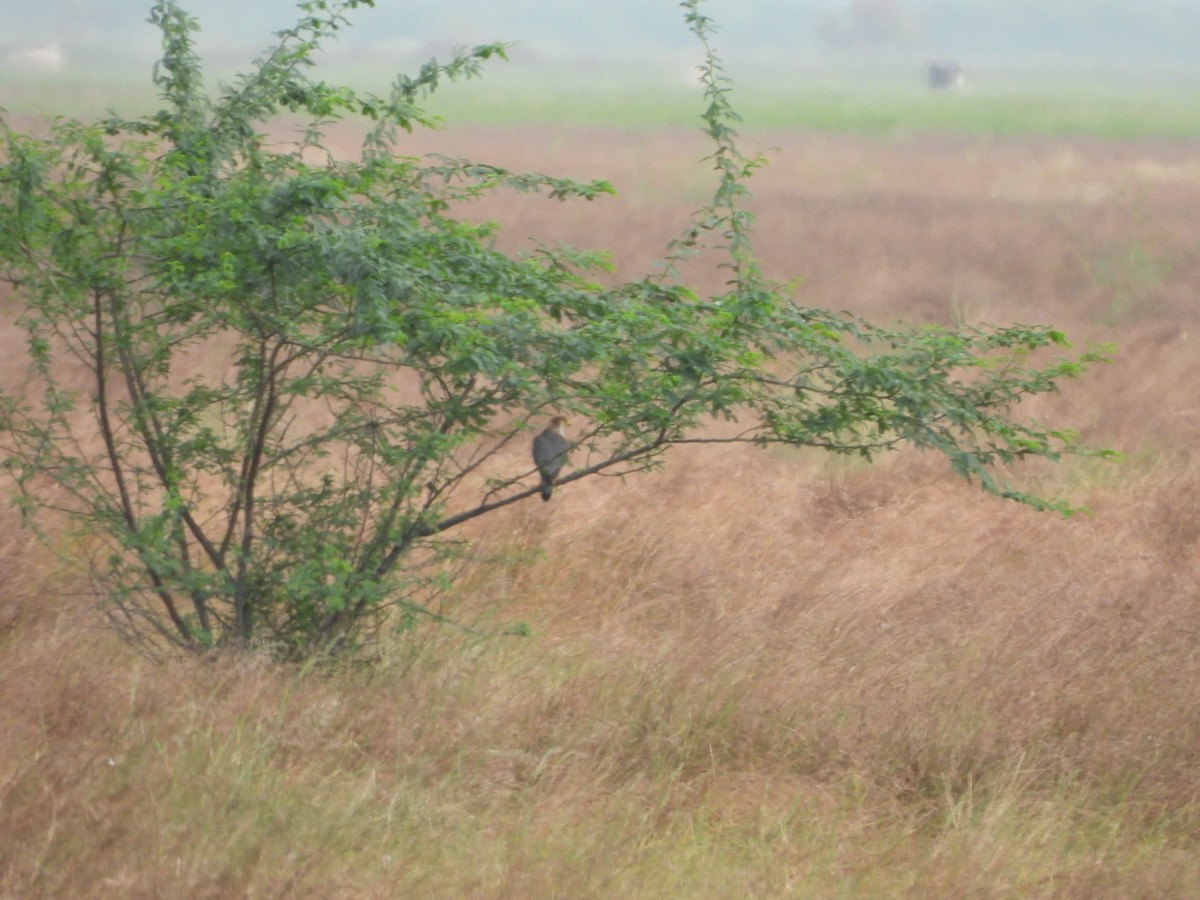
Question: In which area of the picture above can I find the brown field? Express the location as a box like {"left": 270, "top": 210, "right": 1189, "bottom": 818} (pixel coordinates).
{"left": 2, "top": 125, "right": 1200, "bottom": 897}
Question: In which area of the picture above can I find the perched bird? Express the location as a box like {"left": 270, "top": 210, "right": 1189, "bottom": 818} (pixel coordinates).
{"left": 532, "top": 416, "right": 570, "bottom": 502}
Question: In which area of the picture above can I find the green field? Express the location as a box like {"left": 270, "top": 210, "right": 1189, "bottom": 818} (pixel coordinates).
{"left": 9, "top": 70, "right": 1200, "bottom": 139}
{"left": 431, "top": 79, "right": 1200, "bottom": 139}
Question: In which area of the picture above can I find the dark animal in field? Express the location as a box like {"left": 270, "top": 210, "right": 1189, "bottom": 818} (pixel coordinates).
{"left": 928, "top": 61, "right": 965, "bottom": 90}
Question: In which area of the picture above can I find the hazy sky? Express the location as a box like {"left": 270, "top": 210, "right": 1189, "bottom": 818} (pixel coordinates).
{"left": 4, "top": 0, "right": 1200, "bottom": 79}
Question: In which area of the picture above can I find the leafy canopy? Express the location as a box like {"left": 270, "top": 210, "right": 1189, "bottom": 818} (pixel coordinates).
{"left": 0, "top": 0, "right": 1112, "bottom": 659}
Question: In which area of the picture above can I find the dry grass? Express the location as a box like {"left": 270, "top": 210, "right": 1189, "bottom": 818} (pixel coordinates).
{"left": 3, "top": 126, "right": 1200, "bottom": 897}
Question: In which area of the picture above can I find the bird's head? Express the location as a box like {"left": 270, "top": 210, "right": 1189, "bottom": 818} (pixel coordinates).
{"left": 548, "top": 415, "right": 570, "bottom": 434}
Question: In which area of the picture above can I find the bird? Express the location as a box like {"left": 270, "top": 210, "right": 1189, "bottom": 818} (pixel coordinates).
{"left": 531, "top": 416, "right": 570, "bottom": 502}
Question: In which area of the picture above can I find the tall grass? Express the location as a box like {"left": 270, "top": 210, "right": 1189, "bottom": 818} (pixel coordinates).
{"left": 3, "top": 128, "right": 1200, "bottom": 896}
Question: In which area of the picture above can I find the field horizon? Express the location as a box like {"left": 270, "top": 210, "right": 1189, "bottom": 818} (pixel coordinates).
{"left": 2, "top": 121, "right": 1199, "bottom": 896}
{"left": 8, "top": 63, "right": 1200, "bottom": 138}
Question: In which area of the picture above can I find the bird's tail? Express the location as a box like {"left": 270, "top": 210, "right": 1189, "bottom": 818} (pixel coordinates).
{"left": 540, "top": 475, "right": 554, "bottom": 501}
